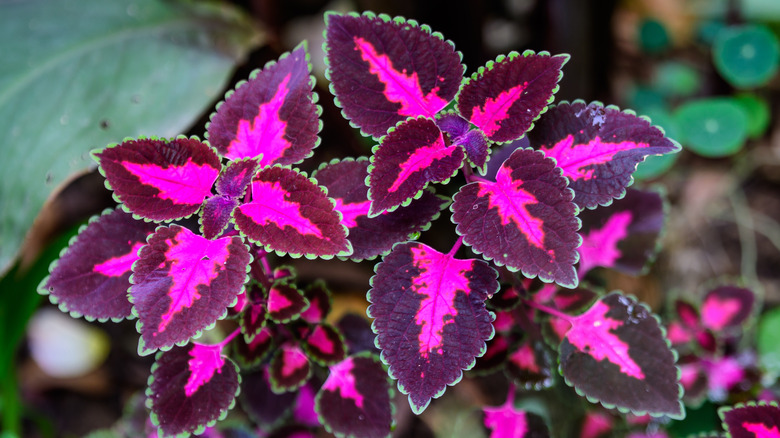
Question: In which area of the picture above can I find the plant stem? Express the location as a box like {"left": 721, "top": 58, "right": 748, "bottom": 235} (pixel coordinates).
{"left": 523, "top": 299, "right": 572, "bottom": 321}
{"left": 448, "top": 236, "right": 464, "bottom": 256}
{"left": 218, "top": 327, "right": 241, "bottom": 349}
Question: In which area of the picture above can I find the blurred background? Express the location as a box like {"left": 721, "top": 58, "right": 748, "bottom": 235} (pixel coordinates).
{"left": 2, "top": 0, "right": 780, "bottom": 436}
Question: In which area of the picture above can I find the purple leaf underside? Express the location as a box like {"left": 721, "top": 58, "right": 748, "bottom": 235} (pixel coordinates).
{"left": 452, "top": 147, "right": 580, "bottom": 288}
{"left": 528, "top": 102, "right": 679, "bottom": 209}
{"left": 577, "top": 188, "right": 664, "bottom": 277}
{"left": 437, "top": 113, "right": 490, "bottom": 171}
{"left": 316, "top": 354, "right": 393, "bottom": 438}
{"left": 458, "top": 51, "right": 568, "bottom": 143}
{"left": 368, "top": 242, "right": 498, "bottom": 413}
{"left": 368, "top": 117, "right": 463, "bottom": 216}
{"left": 325, "top": 12, "right": 464, "bottom": 137}
{"left": 130, "top": 225, "right": 250, "bottom": 354}
{"left": 560, "top": 293, "right": 683, "bottom": 417}
{"left": 720, "top": 403, "right": 780, "bottom": 438}
{"left": 316, "top": 158, "right": 448, "bottom": 260}
{"left": 207, "top": 45, "right": 320, "bottom": 167}
{"left": 147, "top": 344, "right": 239, "bottom": 437}
{"left": 42, "top": 208, "right": 157, "bottom": 321}
{"left": 234, "top": 166, "right": 351, "bottom": 258}
{"left": 95, "top": 137, "right": 221, "bottom": 221}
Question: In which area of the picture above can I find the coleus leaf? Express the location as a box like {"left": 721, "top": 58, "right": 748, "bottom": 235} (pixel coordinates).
{"left": 293, "top": 382, "right": 321, "bottom": 427}
{"left": 452, "top": 147, "right": 581, "bottom": 288}
{"left": 130, "top": 225, "right": 251, "bottom": 355}
{"left": 472, "top": 333, "right": 511, "bottom": 374}
{"left": 215, "top": 157, "right": 260, "bottom": 198}
{"left": 437, "top": 113, "right": 490, "bottom": 173}
{"left": 207, "top": 44, "right": 320, "bottom": 167}
{"left": 580, "top": 411, "right": 615, "bottom": 438}
{"left": 41, "top": 208, "right": 156, "bottom": 321}
{"left": 700, "top": 286, "right": 755, "bottom": 333}
{"left": 146, "top": 343, "right": 240, "bottom": 437}
{"left": 527, "top": 101, "right": 680, "bottom": 209}
{"left": 578, "top": 188, "right": 665, "bottom": 277}
{"left": 240, "top": 368, "right": 297, "bottom": 427}
{"left": 324, "top": 11, "right": 464, "bottom": 138}
{"left": 458, "top": 51, "right": 568, "bottom": 143}
{"left": 315, "top": 158, "right": 448, "bottom": 260}
{"left": 720, "top": 402, "right": 780, "bottom": 438}
{"left": 337, "top": 314, "right": 379, "bottom": 355}
{"left": 303, "top": 324, "right": 346, "bottom": 366}
{"left": 559, "top": 293, "right": 683, "bottom": 418}
{"left": 316, "top": 354, "right": 393, "bottom": 438}
{"left": 367, "top": 242, "right": 498, "bottom": 413}
{"left": 94, "top": 137, "right": 221, "bottom": 221}
{"left": 483, "top": 390, "right": 550, "bottom": 438}
{"left": 267, "top": 282, "right": 309, "bottom": 323}
{"left": 300, "top": 281, "right": 331, "bottom": 324}
{"left": 201, "top": 196, "right": 239, "bottom": 240}
{"left": 233, "top": 166, "right": 351, "bottom": 258}
{"left": 505, "top": 338, "right": 553, "bottom": 390}
{"left": 234, "top": 326, "right": 274, "bottom": 368}
{"left": 367, "top": 117, "right": 464, "bottom": 216}
{"left": 240, "top": 284, "right": 267, "bottom": 343}
{"left": 488, "top": 285, "right": 523, "bottom": 311}
{"left": 269, "top": 344, "right": 312, "bottom": 393}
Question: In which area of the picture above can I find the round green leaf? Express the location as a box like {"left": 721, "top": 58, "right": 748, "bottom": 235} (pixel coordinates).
{"left": 733, "top": 92, "right": 771, "bottom": 138}
{"left": 675, "top": 97, "right": 748, "bottom": 157}
{"left": 713, "top": 24, "right": 780, "bottom": 88}
{"left": 0, "top": 0, "right": 261, "bottom": 275}
{"left": 758, "top": 307, "right": 780, "bottom": 383}
{"left": 638, "top": 18, "right": 671, "bottom": 54}
{"left": 653, "top": 62, "right": 701, "bottom": 97}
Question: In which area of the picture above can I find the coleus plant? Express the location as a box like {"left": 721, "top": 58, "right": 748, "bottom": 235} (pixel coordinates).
{"left": 39, "top": 10, "right": 686, "bottom": 437}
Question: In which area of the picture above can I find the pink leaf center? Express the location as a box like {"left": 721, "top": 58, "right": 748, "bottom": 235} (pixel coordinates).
{"left": 387, "top": 133, "right": 451, "bottom": 193}
{"left": 701, "top": 296, "right": 741, "bottom": 331}
{"left": 479, "top": 166, "right": 546, "bottom": 249}
{"left": 354, "top": 37, "right": 448, "bottom": 118}
{"left": 323, "top": 358, "right": 365, "bottom": 409}
{"left": 578, "top": 210, "right": 632, "bottom": 275}
{"left": 243, "top": 180, "right": 323, "bottom": 238}
{"left": 744, "top": 422, "right": 780, "bottom": 438}
{"left": 121, "top": 158, "right": 218, "bottom": 205}
{"left": 333, "top": 198, "right": 371, "bottom": 228}
{"left": 541, "top": 135, "right": 648, "bottom": 180}
{"left": 470, "top": 81, "right": 528, "bottom": 136}
{"left": 184, "top": 344, "right": 225, "bottom": 396}
{"left": 93, "top": 242, "right": 145, "bottom": 277}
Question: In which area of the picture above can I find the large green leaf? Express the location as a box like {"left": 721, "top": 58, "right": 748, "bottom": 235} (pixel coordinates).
{"left": 0, "top": 0, "right": 261, "bottom": 274}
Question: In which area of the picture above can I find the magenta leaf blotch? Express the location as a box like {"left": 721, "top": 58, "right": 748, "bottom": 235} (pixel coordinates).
{"left": 458, "top": 51, "right": 568, "bottom": 143}
{"left": 325, "top": 12, "right": 464, "bottom": 138}
{"left": 316, "top": 354, "right": 393, "bottom": 438}
{"left": 528, "top": 101, "right": 680, "bottom": 209}
{"left": 147, "top": 344, "right": 240, "bottom": 437}
{"left": 304, "top": 324, "right": 346, "bottom": 366}
{"left": 269, "top": 344, "right": 312, "bottom": 393}
{"left": 316, "top": 158, "right": 448, "bottom": 260}
{"left": 720, "top": 402, "right": 780, "bottom": 438}
{"left": 130, "top": 225, "right": 250, "bottom": 354}
{"left": 207, "top": 44, "right": 320, "bottom": 167}
{"left": 267, "top": 282, "right": 309, "bottom": 323}
{"left": 452, "top": 147, "right": 580, "bottom": 288}
{"left": 483, "top": 391, "right": 550, "bottom": 438}
{"left": 94, "top": 137, "right": 221, "bottom": 221}
{"left": 368, "top": 117, "right": 464, "bottom": 216}
{"left": 234, "top": 166, "right": 351, "bottom": 258}
{"left": 701, "top": 286, "right": 755, "bottom": 332}
{"left": 559, "top": 293, "right": 683, "bottom": 418}
{"left": 368, "top": 242, "right": 498, "bottom": 413}
{"left": 41, "top": 208, "right": 157, "bottom": 321}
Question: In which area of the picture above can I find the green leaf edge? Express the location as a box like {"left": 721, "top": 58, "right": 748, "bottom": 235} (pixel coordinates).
{"left": 322, "top": 10, "right": 466, "bottom": 141}
{"left": 557, "top": 291, "right": 686, "bottom": 420}
{"left": 366, "top": 241, "right": 499, "bottom": 414}
{"left": 266, "top": 279, "right": 311, "bottom": 325}
{"left": 204, "top": 41, "right": 324, "bottom": 167}
{"left": 129, "top": 226, "right": 253, "bottom": 356}
{"left": 199, "top": 156, "right": 260, "bottom": 240}
{"left": 268, "top": 345, "right": 313, "bottom": 394}
{"left": 302, "top": 323, "right": 347, "bottom": 366}
{"left": 435, "top": 109, "right": 493, "bottom": 175}
{"left": 145, "top": 351, "right": 242, "bottom": 437}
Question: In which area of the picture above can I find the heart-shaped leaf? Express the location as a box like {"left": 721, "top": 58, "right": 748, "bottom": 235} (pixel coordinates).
{"left": 452, "top": 147, "right": 580, "bottom": 288}
{"left": 130, "top": 225, "right": 251, "bottom": 355}
{"left": 267, "top": 282, "right": 309, "bottom": 324}
{"left": 40, "top": 208, "right": 156, "bottom": 321}
{"left": 700, "top": 286, "right": 756, "bottom": 333}
{"left": 304, "top": 324, "right": 346, "bottom": 366}
{"left": 720, "top": 401, "right": 780, "bottom": 438}
{"left": 437, "top": 113, "right": 491, "bottom": 173}
{"left": 316, "top": 354, "right": 393, "bottom": 438}
{"left": 458, "top": 51, "right": 568, "bottom": 143}
{"left": 315, "top": 158, "right": 448, "bottom": 260}
{"left": 240, "top": 368, "right": 298, "bottom": 427}
{"left": 559, "top": 293, "right": 683, "bottom": 418}
{"left": 94, "top": 137, "right": 221, "bottom": 221}
{"left": 367, "top": 242, "right": 498, "bottom": 413}
{"left": 368, "top": 117, "right": 464, "bottom": 216}
{"left": 269, "top": 344, "right": 312, "bottom": 394}
{"left": 577, "top": 188, "right": 665, "bottom": 277}
{"left": 324, "top": 12, "right": 464, "bottom": 138}
{"left": 234, "top": 326, "right": 274, "bottom": 368}
{"left": 234, "top": 166, "right": 351, "bottom": 258}
{"left": 207, "top": 44, "right": 320, "bottom": 167}
{"left": 147, "top": 343, "right": 240, "bottom": 437}
{"left": 528, "top": 101, "right": 680, "bottom": 209}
